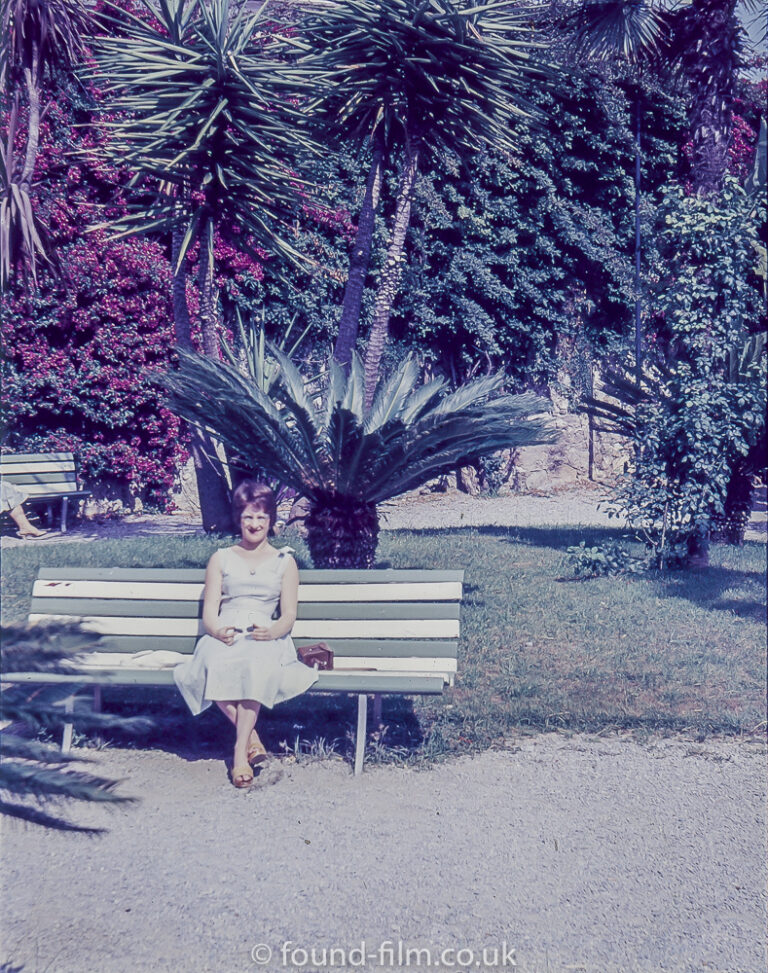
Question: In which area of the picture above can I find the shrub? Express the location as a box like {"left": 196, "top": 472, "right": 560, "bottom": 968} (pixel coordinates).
{"left": 0, "top": 81, "right": 186, "bottom": 509}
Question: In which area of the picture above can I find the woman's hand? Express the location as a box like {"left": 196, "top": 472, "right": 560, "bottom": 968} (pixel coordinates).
{"left": 214, "top": 626, "right": 239, "bottom": 645}
{"left": 247, "top": 624, "right": 277, "bottom": 641}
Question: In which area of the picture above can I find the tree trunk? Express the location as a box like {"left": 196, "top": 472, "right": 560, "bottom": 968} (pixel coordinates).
{"left": 363, "top": 138, "right": 421, "bottom": 409}
{"left": 711, "top": 463, "right": 753, "bottom": 545}
{"left": 171, "top": 223, "right": 193, "bottom": 350}
{"left": 333, "top": 131, "right": 385, "bottom": 369}
{"left": 198, "top": 218, "right": 220, "bottom": 359}
{"left": 20, "top": 55, "right": 40, "bottom": 194}
{"left": 172, "top": 216, "right": 232, "bottom": 533}
{"left": 305, "top": 496, "right": 379, "bottom": 568}
{"left": 682, "top": 0, "right": 739, "bottom": 197}
{"left": 685, "top": 524, "right": 710, "bottom": 568}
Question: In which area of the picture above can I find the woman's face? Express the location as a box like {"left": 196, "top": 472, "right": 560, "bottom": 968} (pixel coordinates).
{"left": 240, "top": 503, "right": 271, "bottom": 545}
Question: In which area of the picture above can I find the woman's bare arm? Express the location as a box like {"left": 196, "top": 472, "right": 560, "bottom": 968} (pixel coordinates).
{"left": 202, "top": 550, "right": 235, "bottom": 644}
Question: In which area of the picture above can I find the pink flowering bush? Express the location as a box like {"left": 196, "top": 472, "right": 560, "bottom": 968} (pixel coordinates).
{"left": 1, "top": 84, "right": 186, "bottom": 511}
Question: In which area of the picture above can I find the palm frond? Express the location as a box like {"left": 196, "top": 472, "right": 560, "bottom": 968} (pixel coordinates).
{"left": 300, "top": 0, "right": 549, "bottom": 160}
{"left": 569, "top": 0, "right": 671, "bottom": 63}
{"left": 164, "top": 348, "right": 555, "bottom": 506}
{"left": 86, "top": 0, "right": 321, "bottom": 266}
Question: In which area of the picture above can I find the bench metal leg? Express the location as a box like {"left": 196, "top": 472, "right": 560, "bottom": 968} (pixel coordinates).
{"left": 372, "top": 692, "right": 382, "bottom": 727}
{"left": 93, "top": 685, "right": 102, "bottom": 713}
{"left": 354, "top": 694, "right": 367, "bottom": 776}
{"left": 61, "top": 695, "right": 75, "bottom": 755}
{"left": 60, "top": 497, "right": 69, "bottom": 533}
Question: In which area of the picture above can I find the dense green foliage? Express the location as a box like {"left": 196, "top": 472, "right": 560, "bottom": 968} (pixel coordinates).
{"left": 596, "top": 179, "right": 766, "bottom": 563}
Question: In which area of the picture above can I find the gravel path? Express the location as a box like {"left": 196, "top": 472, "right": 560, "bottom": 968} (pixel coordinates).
{"left": 1, "top": 735, "right": 766, "bottom": 973}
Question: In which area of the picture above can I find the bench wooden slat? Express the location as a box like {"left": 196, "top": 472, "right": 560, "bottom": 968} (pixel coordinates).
{"left": 35, "top": 567, "right": 464, "bottom": 584}
{"left": 26, "top": 634, "right": 458, "bottom": 657}
{"left": 1, "top": 462, "right": 77, "bottom": 476}
{"left": 1, "top": 451, "right": 74, "bottom": 464}
{"left": 29, "top": 597, "right": 459, "bottom": 621}
{"left": 28, "top": 614, "right": 461, "bottom": 640}
{"left": 17, "top": 485, "right": 85, "bottom": 497}
{"left": 5, "top": 471, "right": 78, "bottom": 483}
{"left": 2, "top": 669, "right": 449, "bottom": 694}
{"left": 31, "top": 579, "right": 463, "bottom": 602}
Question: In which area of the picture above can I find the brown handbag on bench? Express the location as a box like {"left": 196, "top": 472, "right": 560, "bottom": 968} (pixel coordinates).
{"left": 297, "top": 642, "right": 334, "bottom": 670}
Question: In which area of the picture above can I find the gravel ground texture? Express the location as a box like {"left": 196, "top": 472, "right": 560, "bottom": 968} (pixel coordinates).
{"left": 2, "top": 487, "right": 767, "bottom": 973}
{"left": 1, "top": 735, "right": 766, "bottom": 973}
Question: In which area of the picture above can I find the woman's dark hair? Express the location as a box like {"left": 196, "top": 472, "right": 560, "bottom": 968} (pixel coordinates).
{"left": 231, "top": 481, "right": 277, "bottom": 534}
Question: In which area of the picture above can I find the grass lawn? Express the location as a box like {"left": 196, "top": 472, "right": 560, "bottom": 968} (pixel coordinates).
{"left": 2, "top": 525, "right": 765, "bottom": 765}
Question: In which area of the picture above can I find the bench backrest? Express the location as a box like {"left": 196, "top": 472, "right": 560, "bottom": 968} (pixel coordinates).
{"left": 1, "top": 452, "right": 80, "bottom": 498}
{"left": 30, "top": 567, "right": 463, "bottom": 682}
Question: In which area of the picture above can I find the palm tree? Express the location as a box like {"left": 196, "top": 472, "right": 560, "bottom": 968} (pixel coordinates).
{"left": 0, "top": 0, "right": 93, "bottom": 285}
{"left": 88, "top": 0, "right": 320, "bottom": 530}
{"left": 163, "top": 349, "right": 555, "bottom": 567}
{"left": 300, "top": 0, "right": 546, "bottom": 402}
{"left": 565, "top": 0, "right": 672, "bottom": 378}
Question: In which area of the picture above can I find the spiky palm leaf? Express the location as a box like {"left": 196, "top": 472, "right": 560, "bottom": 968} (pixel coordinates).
{"left": 1, "top": 623, "right": 151, "bottom": 833}
{"left": 568, "top": 0, "right": 671, "bottom": 62}
{"left": 301, "top": 0, "right": 546, "bottom": 158}
{"left": 1, "top": 0, "right": 92, "bottom": 89}
{"left": 1, "top": 0, "right": 92, "bottom": 284}
{"left": 87, "top": 0, "right": 319, "bottom": 268}
{"left": 163, "top": 349, "right": 555, "bottom": 566}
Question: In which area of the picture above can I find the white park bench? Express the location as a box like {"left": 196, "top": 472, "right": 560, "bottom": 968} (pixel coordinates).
{"left": 6, "top": 566, "right": 463, "bottom": 774}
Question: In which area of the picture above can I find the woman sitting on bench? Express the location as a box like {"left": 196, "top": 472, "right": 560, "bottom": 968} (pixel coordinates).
{"left": 174, "top": 481, "right": 318, "bottom": 788}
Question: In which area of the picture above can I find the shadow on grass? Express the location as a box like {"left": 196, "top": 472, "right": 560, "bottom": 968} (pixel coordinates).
{"left": 381, "top": 523, "right": 626, "bottom": 552}
{"left": 69, "top": 687, "right": 427, "bottom": 769}
{"left": 651, "top": 563, "right": 767, "bottom": 620}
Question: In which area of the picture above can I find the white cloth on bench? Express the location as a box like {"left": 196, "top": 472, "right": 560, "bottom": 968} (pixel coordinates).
{"left": 173, "top": 547, "right": 318, "bottom": 714}
{"left": 68, "top": 650, "right": 188, "bottom": 669}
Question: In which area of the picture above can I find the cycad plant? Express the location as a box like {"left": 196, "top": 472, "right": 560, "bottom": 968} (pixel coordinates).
{"left": 163, "top": 351, "right": 555, "bottom": 567}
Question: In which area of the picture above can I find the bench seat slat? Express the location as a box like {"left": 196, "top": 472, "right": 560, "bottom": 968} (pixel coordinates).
{"left": 1, "top": 462, "right": 77, "bottom": 476}
{"left": 36, "top": 652, "right": 456, "bottom": 675}
{"left": 3, "top": 464, "right": 77, "bottom": 486}
{"left": 28, "top": 614, "right": 461, "bottom": 640}
{"left": 2, "top": 669, "right": 449, "bottom": 694}
{"left": 1, "top": 451, "right": 74, "bottom": 465}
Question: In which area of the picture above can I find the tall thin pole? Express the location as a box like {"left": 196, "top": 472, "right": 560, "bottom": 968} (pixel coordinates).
{"left": 634, "top": 93, "right": 642, "bottom": 384}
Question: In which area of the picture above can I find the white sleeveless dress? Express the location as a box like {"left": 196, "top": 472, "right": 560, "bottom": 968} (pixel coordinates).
{"left": 173, "top": 546, "right": 318, "bottom": 715}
